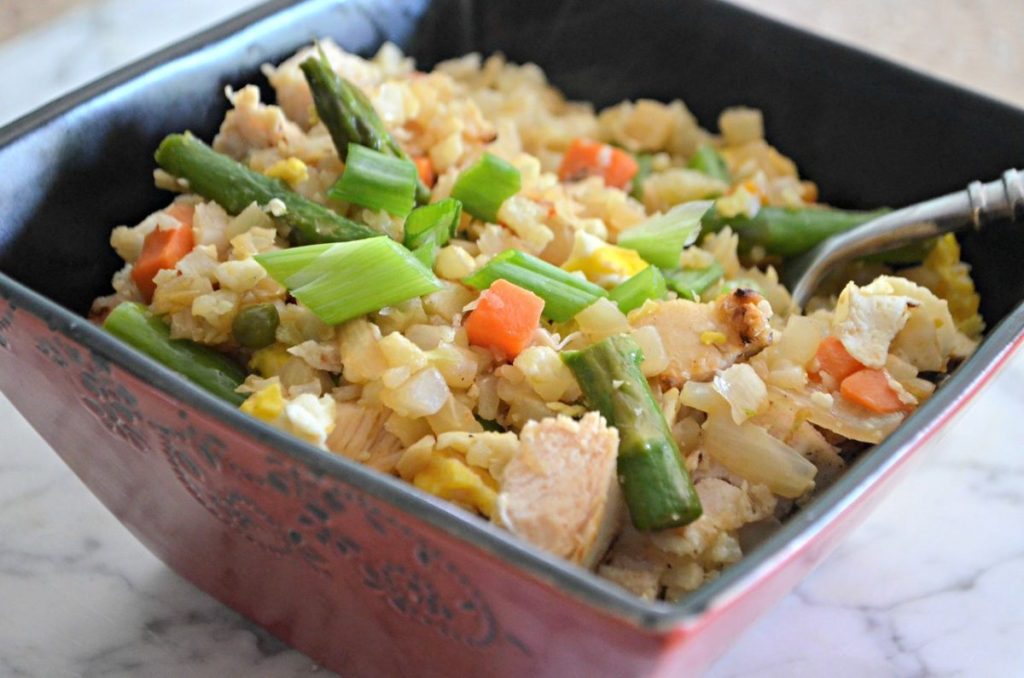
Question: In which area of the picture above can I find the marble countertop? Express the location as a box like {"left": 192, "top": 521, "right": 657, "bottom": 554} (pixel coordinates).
{"left": 1, "top": 1, "right": 1022, "bottom": 676}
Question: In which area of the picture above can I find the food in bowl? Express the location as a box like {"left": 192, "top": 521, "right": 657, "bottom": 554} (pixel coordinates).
{"left": 90, "top": 40, "right": 983, "bottom": 602}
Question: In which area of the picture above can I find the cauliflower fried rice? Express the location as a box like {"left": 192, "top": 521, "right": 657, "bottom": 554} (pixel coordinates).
{"left": 92, "top": 40, "right": 984, "bottom": 602}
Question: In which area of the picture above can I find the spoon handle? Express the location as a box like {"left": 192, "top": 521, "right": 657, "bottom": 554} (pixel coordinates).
{"left": 968, "top": 169, "right": 1024, "bottom": 226}
{"left": 787, "top": 169, "right": 1023, "bottom": 309}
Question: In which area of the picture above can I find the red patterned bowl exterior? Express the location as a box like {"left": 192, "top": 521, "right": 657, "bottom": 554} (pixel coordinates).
{"left": 3, "top": 279, "right": 1021, "bottom": 677}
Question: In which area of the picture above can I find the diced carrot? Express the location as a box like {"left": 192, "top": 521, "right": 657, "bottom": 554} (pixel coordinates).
{"left": 164, "top": 201, "right": 195, "bottom": 226}
{"left": 557, "top": 138, "right": 639, "bottom": 189}
{"left": 131, "top": 204, "right": 195, "bottom": 302}
{"left": 414, "top": 156, "right": 436, "bottom": 188}
{"left": 465, "top": 279, "right": 544, "bottom": 358}
{"left": 815, "top": 335, "right": 864, "bottom": 382}
{"left": 840, "top": 368, "right": 904, "bottom": 414}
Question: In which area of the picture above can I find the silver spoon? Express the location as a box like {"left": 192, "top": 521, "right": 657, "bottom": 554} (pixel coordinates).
{"left": 783, "top": 169, "right": 1024, "bottom": 310}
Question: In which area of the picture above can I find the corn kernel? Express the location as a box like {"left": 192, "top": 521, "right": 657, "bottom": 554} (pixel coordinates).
{"left": 700, "top": 330, "right": 727, "bottom": 346}
{"left": 263, "top": 157, "right": 309, "bottom": 188}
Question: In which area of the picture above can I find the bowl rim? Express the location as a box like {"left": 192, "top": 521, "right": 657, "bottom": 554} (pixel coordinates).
{"left": 2, "top": 0, "right": 1023, "bottom": 632}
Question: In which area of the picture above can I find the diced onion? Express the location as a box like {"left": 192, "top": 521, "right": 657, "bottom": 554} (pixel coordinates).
{"left": 702, "top": 415, "right": 817, "bottom": 498}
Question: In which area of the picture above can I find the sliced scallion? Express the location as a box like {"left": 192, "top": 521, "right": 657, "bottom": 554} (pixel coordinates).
{"left": 329, "top": 143, "right": 417, "bottom": 217}
{"left": 609, "top": 266, "right": 666, "bottom": 313}
{"left": 687, "top": 145, "right": 731, "bottom": 184}
{"left": 463, "top": 249, "right": 606, "bottom": 322}
{"left": 451, "top": 153, "right": 521, "bottom": 223}
{"left": 255, "top": 237, "right": 441, "bottom": 325}
{"left": 630, "top": 152, "right": 654, "bottom": 201}
{"left": 665, "top": 261, "right": 725, "bottom": 301}
{"left": 404, "top": 198, "right": 462, "bottom": 267}
{"left": 618, "top": 200, "right": 713, "bottom": 269}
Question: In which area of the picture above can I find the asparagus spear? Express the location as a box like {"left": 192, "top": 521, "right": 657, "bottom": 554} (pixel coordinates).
{"left": 299, "top": 54, "right": 431, "bottom": 204}
{"left": 103, "top": 302, "right": 247, "bottom": 405}
{"left": 700, "top": 205, "right": 889, "bottom": 258}
{"left": 154, "top": 133, "right": 377, "bottom": 244}
{"left": 562, "top": 335, "right": 702, "bottom": 531}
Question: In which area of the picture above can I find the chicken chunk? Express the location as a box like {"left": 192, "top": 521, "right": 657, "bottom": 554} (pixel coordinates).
{"left": 327, "top": 402, "right": 403, "bottom": 473}
{"left": 631, "top": 289, "right": 775, "bottom": 386}
{"left": 496, "top": 413, "right": 623, "bottom": 568}
{"left": 213, "top": 85, "right": 306, "bottom": 160}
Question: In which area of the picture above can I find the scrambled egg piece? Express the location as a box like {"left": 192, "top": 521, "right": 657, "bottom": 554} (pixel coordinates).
{"left": 413, "top": 455, "right": 498, "bottom": 518}
{"left": 240, "top": 381, "right": 285, "bottom": 421}
{"left": 240, "top": 382, "right": 336, "bottom": 448}
{"left": 249, "top": 345, "right": 291, "bottom": 378}
{"left": 263, "top": 157, "right": 309, "bottom": 188}
{"left": 564, "top": 230, "right": 649, "bottom": 287}
{"left": 902, "top": 234, "right": 984, "bottom": 337}
{"left": 832, "top": 282, "right": 912, "bottom": 368}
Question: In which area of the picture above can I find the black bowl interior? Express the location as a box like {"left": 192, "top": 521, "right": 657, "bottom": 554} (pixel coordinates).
{"left": 2, "top": 0, "right": 1023, "bottom": 323}
{"left": 1, "top": 0, "right": 1023, "bottom": 625}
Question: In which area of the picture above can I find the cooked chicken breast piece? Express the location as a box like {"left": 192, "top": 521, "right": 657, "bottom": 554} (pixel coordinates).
{"left": 327, "top": 402, "right": 404, "bottom": 473}
{"left": 496, "top": 412, "right": 623, "bottom": 569}
{"left": 631, "top": 289, "right": 775, "bottom": 386}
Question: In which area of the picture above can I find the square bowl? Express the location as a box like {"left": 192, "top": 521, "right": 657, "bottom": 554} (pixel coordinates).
{"left": 1, "top": 0, "right": 1023, "bottom": 675}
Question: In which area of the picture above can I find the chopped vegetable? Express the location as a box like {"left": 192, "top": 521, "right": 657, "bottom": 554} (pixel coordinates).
{"left": 815, "top": 335, "right": 865, "bottom": 382}
{"left": 618, "top": 200, "right": 712, "bottom": 269}
{"left": 563, "top": 232, "right": 650, "bottom": 287}
{"left": 414, "top": 156, "right": 436, "bottom": 188}
{"left": 131, "top": 206, "right": 195, "bottom": 301}
{"left": 901, "top": 233, "right": 984, "bottom": 336}
{"left": 701, "top": 205, "right": 889, "bottom": 257}
{"left": 103, "top": 302, "right": 246, "bottom": 405}
{"left": 840, "top": 368, "right": 904, "bottom": 413}
{"left": 154, "top": 133, "right": 377, "bottom": 244}
{"left": 463, "top": 249, "right": 606, "bottom": 322}
{"left": 562, "top": 335, "right": 702, "bottom": 531}
{"left": 232, "top": 304, "right": 280, "bottom": 349}
{"left": 255, "top": 237, "right": 442, "bottom": 325}
{"left": 629, "top": 152, "right": 654, "bottom": 201}
{"left": 299, "top": 52, "right": 430, "bottom": 203}
{"left": 558, "top": 138, "right": 639, "bottom": 189}
{"left": 403, "top": 198, "right": 462, "bottom": 266}
{"left": 451, "top": 153, "right": 521, "bottom": 223}
{"left": 703, "top": 415, "right": 817, "bottom": 498}
{"left": 687, "top": 145, "right": 731, "bottom": 184}
{"left": 609, "top": 266, "right": 666, "bottom": 313}
{"left": 664, "top": 261, "right": 725, "bottom": 300}
{"left": 465, "top": 279, "right": 544, "bottom": 358}
{"left": 328, "top": 143, "right": 417, "bottom": 217}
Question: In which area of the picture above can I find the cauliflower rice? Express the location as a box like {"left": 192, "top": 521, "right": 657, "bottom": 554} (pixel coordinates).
{"left": 92, "top": 40, "right": 983, "bottom": 602}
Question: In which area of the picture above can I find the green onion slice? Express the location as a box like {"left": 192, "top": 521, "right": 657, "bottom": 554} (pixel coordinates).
{"left": 329, "top": 143, "right": 417, "bottom": 217}
{"left": 687, "top": 145, "right": 731, "bottom": 184}
{"left": 255, "top": 237, "right": 441, "bottom": 325}
{"left": 609, "top": 266, "right": 666, "bottom": 313}
{"left": 463, "top": 249, "right": 606, "bottom": 322}
{"left": 630, "top": 152, "right": 654, "bottom": 201}
{"left": 405, "top": 198, "right": 462, "bottom": 248}
{"left": 664, "top": 261, "right": 725, "bottom": 301}
{"left": 451, "top": 153, "right": 521, "bottom": 223}
{"left": 618, "top": 200, "right": 713, "bottom": 269}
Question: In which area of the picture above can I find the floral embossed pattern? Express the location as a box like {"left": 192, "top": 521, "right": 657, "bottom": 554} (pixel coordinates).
{"left": 36, "top": 333, "right": 149, "bottom": 452}
{"left": 157, "top": 418, "right": 524, "bottom": 652}
{"left": 28, "top": 323, "right": 529, "bottom": 657}
{"left": 0, "top": 298, "right": 14, "bottom": 351}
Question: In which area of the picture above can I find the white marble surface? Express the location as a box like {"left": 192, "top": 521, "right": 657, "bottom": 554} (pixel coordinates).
{"left": 1, "top": 1, "right": 1023, "bottom": 676}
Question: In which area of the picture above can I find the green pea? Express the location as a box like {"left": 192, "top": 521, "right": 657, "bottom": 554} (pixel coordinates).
{"left": 232, "top": 304, "right": 279, "bottom": 349}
